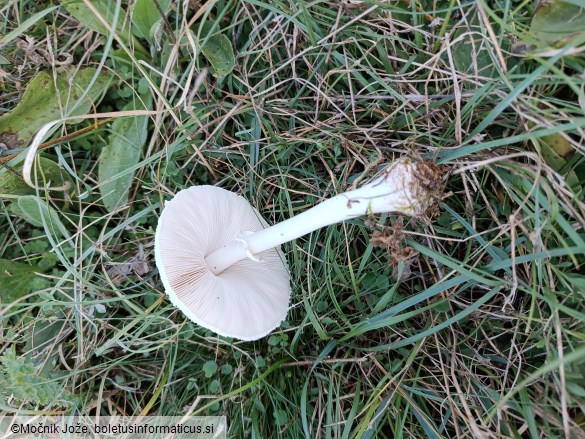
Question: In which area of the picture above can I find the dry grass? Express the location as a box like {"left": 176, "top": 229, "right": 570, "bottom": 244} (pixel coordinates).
{"left": 1, "top": 0, "right": 584, "bottom": 437}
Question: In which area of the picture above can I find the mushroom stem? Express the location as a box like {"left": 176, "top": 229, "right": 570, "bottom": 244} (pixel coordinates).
{"left": 205, "top": 160, "right": 428, "bottom": 275}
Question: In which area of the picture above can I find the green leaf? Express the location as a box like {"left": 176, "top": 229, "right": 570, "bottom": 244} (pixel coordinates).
{"left": 24, "top": 319, "right": 64, "bottom": 353}
{"left": 64, "top": 0, "right": 148, "bottom": 55}
{"left": 38, "top": 253, "right": 59, "bottom": 271}
{"left": 433, "top": 299, "right": 450, "bottom": 313}
{"left": 0, "top": 259, "right": 48, "bottom": 303}
{"left": 14, "top": 195, "right": 70, "bottom": 238}
{"left": 209, "top": 379, "right": 220, "bottom": 393}
{"left": 132, "top": 0, "right": 171, "bottom": 42}
{"left": 202, "top": 360, "right": 218, "bottom": 378}
{"left": 530, "top": 1, "right": 585, "bottom": 46}
{"left": 361, "top": 273, "right": 389, "bottom": 291}
{"left": 0, "top": 345, "right": 73, "bottom": 406}
{"left": 0, "top": 68, "right": 111, "bottom": 149}
{"left": 98, "top": 98, "right": 151, "bottom": 212}
{"left": 267, "top": 335, "right": 280, "bottom": 346}
{"left": 198, "top": 23, "right": 236, "bottom": 77}
{"left": 274, "top": 410, "right": 288, "bottom": 427}
{"left": 451, "top": 13, "right": 502, "bottom": 78}
{"left": 64, "top": 0, "right": 124, "bottom": 37}
{"left": 0, "top": 157, "right": 73, "bottom": 196}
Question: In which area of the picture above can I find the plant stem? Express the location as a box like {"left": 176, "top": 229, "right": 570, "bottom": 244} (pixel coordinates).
{"left": 205, "top": 160, "right": 425, "bottom": 275}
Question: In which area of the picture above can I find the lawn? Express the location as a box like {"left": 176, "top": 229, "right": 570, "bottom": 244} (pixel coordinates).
{"left": 1, "top": 0, "right": 585, "bottom": 437}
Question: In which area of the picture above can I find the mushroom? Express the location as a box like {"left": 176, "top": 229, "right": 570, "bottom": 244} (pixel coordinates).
{"left": 155, "top": 158, "right": 434, "bottom": 340}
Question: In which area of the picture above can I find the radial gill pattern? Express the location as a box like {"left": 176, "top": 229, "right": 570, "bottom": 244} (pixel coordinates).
{"left": 154, "top": 186, "right": 291, "bottom": 340}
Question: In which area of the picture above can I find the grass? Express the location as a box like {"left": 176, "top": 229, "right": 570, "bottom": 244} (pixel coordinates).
{"left": 1, "top": 0, "right": 585, "bottom": 437}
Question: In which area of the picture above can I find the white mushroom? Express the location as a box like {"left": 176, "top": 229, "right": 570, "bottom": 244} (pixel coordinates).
{"left": 154, "top": 186, "right": 290, "bottom": 341}
{"left": 155, "top": 158, "right": 434, "bottom": 340}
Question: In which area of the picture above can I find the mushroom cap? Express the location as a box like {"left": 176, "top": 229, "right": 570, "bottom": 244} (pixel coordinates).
{"left": 154, "top": 186, "right": 291, "bottom": 341}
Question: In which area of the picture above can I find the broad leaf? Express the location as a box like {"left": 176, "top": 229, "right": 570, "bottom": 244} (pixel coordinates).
{"left": 0, "top": 259, "right": 48, "bottom": 303}
{"left": 132, "top": 0, "right": 171, "bottom": 42}
{"left": 0, "top": 68, "right": 111, "bottom": 148}
{"left": 65, "top": 0, "right": 147, "bottom": 54}
{"left": 13, "top": 195, "right": 70, "bottom": 238}
{"left": 24, "top": 319, "right": 65, "bottom": 353}
{"left": 451, "top": 12, "right": 507, "bottom": 78}
{"left": 65, "top": 0, "right": 124, "bottom": 37}
{"left": 98, "top": 98, "right": 151, "bottom": 212}
{"left": 530, "top": 1, "right": 585, "bottom": 46}
{"left": 198, "top": 23, "right": 236, "bottom": 77}
{"left": 0, "top": 157, "right": 73, "bottom": 196}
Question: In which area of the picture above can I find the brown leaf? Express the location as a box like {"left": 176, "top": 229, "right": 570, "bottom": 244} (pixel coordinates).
{"left": 106, "top": 255, "right": 150, "bottom": 285}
